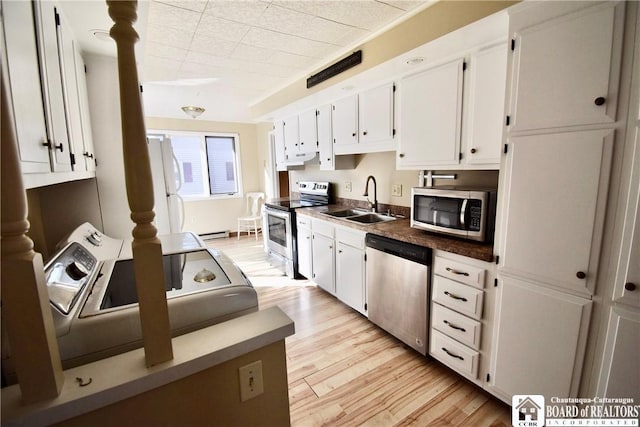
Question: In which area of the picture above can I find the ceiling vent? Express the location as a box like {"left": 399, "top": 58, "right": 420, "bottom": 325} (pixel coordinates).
{"left": 307, "top": 50, "right": 362, "bottom": 89}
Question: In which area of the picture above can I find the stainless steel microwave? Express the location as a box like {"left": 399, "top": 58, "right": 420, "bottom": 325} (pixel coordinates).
{"left": 410, "top": 186, "right": 497, "bottom": 242}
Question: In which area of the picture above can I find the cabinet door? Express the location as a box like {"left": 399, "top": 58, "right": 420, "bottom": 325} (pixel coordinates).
{"left": 336, "top": 242, "right": 365, "bottom": 315}
{"left": 359, "top": 83, "right": 394, "bottom": 144}
{"left": 273, "top": 121, "right": 287, "bottom": 171}
{"left": 498, "top": 129, "right": 613, "bottom": 297}
{"left": 317, "top": 104, "right": 334, "bottom": 170}
{"left": 464, "top": 43, "right": 507, "bottom": 167}
{"left": 2, "top": 0, "right": 51, "bottom": 173}
{"left": 283, "top": 115, "right": 299, "bottom": 157}
{"left": 57, "top": 12, "right": 84, "bottom": 171}
{"left": 509, "top": 2, "right": 624, "bottom": 131}
{"left": 397, "top": 58, "right": 463, "bottom": 168}
{"left": 490, "top": 276, "right": 592, "bottom": 401}
{"left": 297, "top": 226, "right": 312, "bottom": 279}
{"left": 74, "top": 47, "right": 96, "bottom": 172}
{"left": 298, "top": 108, "right": 317, "bottom": 155}
{"left": 34, "top": 2, "right": 72, "bottom": 172}
{"left": 332, "top": 94, "right": 358, "bottom": 148}
{"left": 596, "top": 306, "right": 640, "bottom": 402}
{"left": 312, "top": 233, "right": 335, "bottom": 294}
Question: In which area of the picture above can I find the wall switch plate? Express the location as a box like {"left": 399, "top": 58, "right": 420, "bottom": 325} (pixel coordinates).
{"left": 345, "top": 181, "right": 352, "bottom": 192}
{"left": 239, "top": 360, "right": 264, "bottom": 402}
{"left": 392, "top": 184, "right": 402, "bottom": 197}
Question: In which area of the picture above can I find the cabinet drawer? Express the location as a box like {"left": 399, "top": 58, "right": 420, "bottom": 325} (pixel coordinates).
{"left": 335, "top": 226, "right": 365, "bottom": 249}
{"left": 312, "top": 218, "right": 334, "bottom": 238}
{"left": 432, "top": 303, "right": 482, "bottom": 350}
{"left": 297, "top": 215, "right": 311, "bottom": 229}
{"left": 434, "top": 256, "right": 486, "bottom": 289}
{"left": 430, "top": 329, "right": 479, "bottom": 378}
{"left": 432, "top": 275, "right": 484, "bottom": 320}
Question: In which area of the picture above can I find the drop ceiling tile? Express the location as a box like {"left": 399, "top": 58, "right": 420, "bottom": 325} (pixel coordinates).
{"left": 146, "top": 24, "right": 193, "bottom": 50}
{"left": 253, "top": 4, "right": 313, "bottom": 36}
{"left": 178, "top": 62, "right": 231, "bottom": 79}
{"left": 299, "top": 17, "right": 365, "bottom": 45}
{"left": 154, "top": 0, "right": 208, "bottom": 13}
{"left": 381, "top": 0, "right": 427, "bottom": 12}
{"left": 141, "top": 56, "right": 183, "bottom": 82}
{"left": 147, "top": 1, "right": 201, "bottom": 34}
{"left": 203, "top": 0, "right": 270, "bottom": 25}
{"left": 230, "top": 43, "right": 276, "bottom": 63}
{"left": 189, "top": 34, "right": 237, "bottom": 57}
{"left": 184, "top": 51, "right": 238, "bottom": 68}
{"left": 195, "top": 14, "right": 251, "bottom": 42}
{"left": 144, "top": 42, "right": 189, "bottom": 61}
{"left": 242, "top": 27, "right": 335, "bottom": 58}
{"left": 268, "top": 51, "right": 316, "bottom": 69}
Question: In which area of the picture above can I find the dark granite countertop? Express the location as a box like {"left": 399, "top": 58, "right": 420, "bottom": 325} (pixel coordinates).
{"left": 296, "top": 204, "right": 495, "bottom": 263}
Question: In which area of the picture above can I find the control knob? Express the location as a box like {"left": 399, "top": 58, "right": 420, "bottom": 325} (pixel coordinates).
{"left": 87, "top": 232, "right": 102, "bottom": 246}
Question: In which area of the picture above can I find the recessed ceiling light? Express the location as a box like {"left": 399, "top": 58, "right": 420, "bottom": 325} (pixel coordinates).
{"left": 406, "top": 57, "right": 425, "bottom": 65}
{"left": 90, "top": 29, "right": 112, "bottom": 42}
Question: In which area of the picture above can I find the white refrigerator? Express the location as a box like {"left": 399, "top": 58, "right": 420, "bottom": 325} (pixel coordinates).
{"left": 147, "top": 134, "right": 184, "bottom": 235}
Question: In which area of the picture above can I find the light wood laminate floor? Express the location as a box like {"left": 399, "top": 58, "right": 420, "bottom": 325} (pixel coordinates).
{"left": 209, "top": 236, "right": 511, "bottom": 426}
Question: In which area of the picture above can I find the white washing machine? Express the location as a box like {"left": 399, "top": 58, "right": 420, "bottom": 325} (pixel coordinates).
{"left": 2, "top": 223, "right": 258, "bottom": 382}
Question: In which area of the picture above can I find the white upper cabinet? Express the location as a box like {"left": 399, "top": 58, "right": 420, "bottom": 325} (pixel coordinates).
{"left": 74, "top": 47, "right": 96, "bottom": 172}
{"left": 508, "top": 2, "right": 624, "bottom": 131}
{"left": 298, "top": 108, "right": 318, "bottom": 155}
{"left": 273, "top": 121, "right": 287, "bottom": 171}
{"left": 463, "top": 43, "right": 508, "bottom": 167}
{"left": 358, "top": 82, "right": 395, "bottom": 145}
{"left": 2, "top": 0, "right": 51, "bottom": 173}
{"left": 282, "top": 114, "right": 300, "bottom": 156}
{"left": 397, "top": 58, "right": 464, "bottom": 168}
{"left": 498, "top": 128, "right": 613, "bottom": 297}
{"left": 332, "top": 94, "right": 359, "bottom": 150}
{"left": 317, "top": 104, "right": 333, "bottom": 170}
{"left": 34, "top": 2, "right": 73, "bottom": 172}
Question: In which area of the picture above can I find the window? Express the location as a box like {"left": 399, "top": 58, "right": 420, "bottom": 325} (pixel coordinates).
{"left": 161, "top": 131, "right": 242, "bottom": 199}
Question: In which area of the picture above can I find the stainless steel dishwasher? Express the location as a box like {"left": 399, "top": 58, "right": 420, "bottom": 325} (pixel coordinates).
{"left": 366, "top": 234, "right": 431, "bottom": 355}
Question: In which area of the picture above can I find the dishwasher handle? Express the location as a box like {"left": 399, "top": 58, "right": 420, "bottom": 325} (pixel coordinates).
{"left": 365, "top": 234, "right": 431, "bottom": 266}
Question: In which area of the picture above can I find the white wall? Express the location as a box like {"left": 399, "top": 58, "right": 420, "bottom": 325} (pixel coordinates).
{"left": 288, "top": 152, "right": 499, "bottom": 207}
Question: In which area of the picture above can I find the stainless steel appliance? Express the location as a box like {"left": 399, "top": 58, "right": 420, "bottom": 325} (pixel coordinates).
{"left": 411, "top": 186, "right": 497, "bottom": 242}
{"left": 1, "top": 223, "right": 258, "bottom": 382}
{"left": 263, "top": 181, "right": 331, "bottom": 278}
{"left": 366, "top": 234, "right": 432, "bottom": 355}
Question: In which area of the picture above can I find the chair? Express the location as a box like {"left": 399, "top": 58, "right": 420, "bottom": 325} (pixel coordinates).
{"left": 237, "top": 192, "right": 265, "bottom": 240}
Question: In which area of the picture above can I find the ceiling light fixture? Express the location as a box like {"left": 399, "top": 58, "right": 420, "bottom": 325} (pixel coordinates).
{"left": 182, "top": 106, "right": 205, "bottom": 119}
{"left": 406, "top": 57, "right": 425, "bottom": 66}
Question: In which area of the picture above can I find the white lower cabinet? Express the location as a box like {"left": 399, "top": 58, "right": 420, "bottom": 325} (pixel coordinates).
{"left": 488, "top": 275, "right": 592, "bottom": 403}
{"left": 335, "top": 228, "right": 366, "bottom": 316}
{"left": 311, "top": 224, "right": 335, "bottom": 295}
{"left": 429, "top": 251, "right": 494, "bottom": 387}
{"left": 296, "top": 216, "right": 312, "bottom": 279}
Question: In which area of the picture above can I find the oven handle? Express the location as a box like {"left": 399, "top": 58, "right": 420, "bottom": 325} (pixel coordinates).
{"left": 264, "top": 207, "right": 291, "bottom": 220}
{"left": 460, "top": 199, "right": 467, "bottom": 229}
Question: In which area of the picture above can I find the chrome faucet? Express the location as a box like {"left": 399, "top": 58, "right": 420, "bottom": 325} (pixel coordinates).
{"left": 363, "top": 175, "right": 378, "bottom": 213}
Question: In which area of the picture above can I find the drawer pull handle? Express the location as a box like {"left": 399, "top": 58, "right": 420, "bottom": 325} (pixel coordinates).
{"left": 446, "top": 267, "right": 469, "bottom": 276}
{"left": 442, "top": 347, "right": 464, "bottom": 361}
{"left": 443, "top": 320, "right": 466, "bottom": 332}
{"left": 444, "top": 291, "right": 468, "bottom": 302}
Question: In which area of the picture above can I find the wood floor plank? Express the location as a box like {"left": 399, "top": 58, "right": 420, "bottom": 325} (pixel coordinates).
{"left": 207, "top": 236, "right": 511, "bottom": 426}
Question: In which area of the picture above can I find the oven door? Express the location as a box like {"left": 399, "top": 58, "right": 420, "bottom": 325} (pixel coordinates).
{"left": 264, "top": 207, "right": 293, "bottom": 260}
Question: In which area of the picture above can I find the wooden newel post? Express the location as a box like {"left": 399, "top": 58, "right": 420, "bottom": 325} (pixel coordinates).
{"left": 107, "top": 0, "right": 173, "bottom": 366}
{"left": 1, "top": 74, "right": 64, "bottom": 402}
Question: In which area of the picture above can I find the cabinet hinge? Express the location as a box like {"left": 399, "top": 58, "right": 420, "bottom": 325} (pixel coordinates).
{"left": 459, "top": 152, "right": 463, "bottom": 161}
{"left": 364, "top": 253, "right": 367, "bottom": 262}
{"left": 503, "top": 143, "right": 508, "bottom": 154}
{"left": 463, "top": 62, "right": 467, "bottom": 71}
{"left": 511, "top": 39, "right": 516, "bottom": 51}
{"left": 139, "top": 85, "right": 143, "bottom": 93}
{"left": 54, "top": 9, "right": 60, "bottom": 26}
{"left": 486, "top": 373, "right": 491, "bottom": 382}
{"left": 495, "top": 255, "right": 500, "bottom": 264}
{"left": 393, "top": 84, "right": 396, "bottom": 92}
{"left": 392, "top": 129, "right": 396, "bottom": 136}
{"left": 505, "top": 115, "right": 510, "bottom": 126}
{"left": 364, "top": 303, "right": 368, "bottom": 311}
{"left": 84, "top": 64, "right": 87, "bottom": 73}
{"left": 494, "top": 278, "right": 498, "bottom": 287}
{"left": 333, "top": 138, "right": 336, "bottom": 144}
{"left": 332, "top": 105, "right": 336, "bottom": 111}
{"left": 316, "top": 110, "right": 319, "bottom": 116}
{"left": 70, "top": 153, "right": 76, "bottom": 166}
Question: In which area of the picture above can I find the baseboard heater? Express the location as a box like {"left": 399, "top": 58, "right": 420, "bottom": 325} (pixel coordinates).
{"left": 199, "top": 231, "right": 230, "bottom": 240}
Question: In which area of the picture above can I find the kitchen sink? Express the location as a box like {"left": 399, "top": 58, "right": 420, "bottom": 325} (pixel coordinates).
{"left": 324, "top": 209, "right": 369, "bottom": 217}
{"left": 346, "top": 213, "right": 395, "bottom": 224}
{"left": 323, "top": 209, "right": 396, "bottom": 225}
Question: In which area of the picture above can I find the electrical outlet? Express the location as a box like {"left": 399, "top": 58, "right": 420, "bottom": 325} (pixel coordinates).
{"left": 239, "top": 360, "right": 264, "bottom": 402}
{"left": 392, "top": 184, "right": 402, "bottom": 197}
{"left": 345, "top": 181, "right": 352, "bottom": 192}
